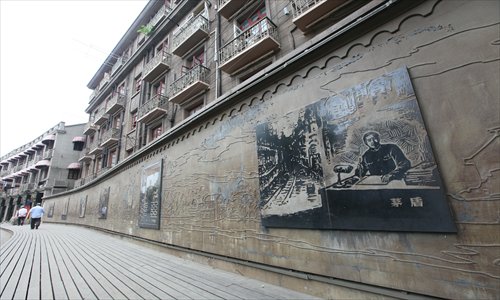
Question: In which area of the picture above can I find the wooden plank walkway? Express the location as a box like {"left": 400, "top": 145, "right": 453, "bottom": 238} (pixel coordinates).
{"left": 0, "top": 223, "right": 318, "bottom": 300}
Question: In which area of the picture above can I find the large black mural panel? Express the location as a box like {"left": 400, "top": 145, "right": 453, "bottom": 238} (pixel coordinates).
{"left": 256, "top": 67, "right": 456, "bottom": 232}
{"left": 138, "top": 160, "right": 162, "bottom": 229}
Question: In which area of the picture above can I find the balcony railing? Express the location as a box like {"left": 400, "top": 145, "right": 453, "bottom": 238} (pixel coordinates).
{"left": 218, "top": 0, "right": 248, "bottom": 20}
{"left": 219, "top": 17, "right": 279, "bottom": 74}
{"left": 79, "top": 148, "right": 94, "bottom": 162}
{"left": 143, "top": 50, "right": 172, "bottom": 82}
{"left": 83, "top": 117, "right": 97, "bottom": 135}
{"left": 169, "top": 64, "right": 210, "bottom": 104}
{"left": 100, "top": 128, "right": 120, "bottom": 148}
{"left": 137, "top": 94, "right": 169, "bottom": 124}
{"left": 111, "top": 55, "right": 128, "bottom": 75}
{"left": 105, "top": 92, "right": 127, "bottom": 115}
{"left": 43, "top": 149, "right": 53, "bottom": 160}
{"left": 94, "top": 107, "right": 109, "bottom": 126}
{"left": 88, "top": 139, "right": 103, "bottom": 155}
{"left": 89, "top": 89, "right": 98, "bottom": 101}
{"left": 98, "top": 73, "right": 110, "bottom": 90}
{"left": 172, "top": 13, "right": 209, "bottom": 57}
{"left": 148, "top": 4, "right": 171, "bottom": 28}
{"left": 290, "top": 0, "right": 349, "bottom": 32}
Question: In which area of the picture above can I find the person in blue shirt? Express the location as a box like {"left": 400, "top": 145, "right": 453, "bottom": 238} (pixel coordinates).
{"left": 27, "top": 203, "right": 45, "bottom": 230}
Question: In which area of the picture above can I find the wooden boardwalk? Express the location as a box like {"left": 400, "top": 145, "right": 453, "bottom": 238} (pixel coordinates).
{"left": 0, "top": 223, "right": 318, "bottom": 300}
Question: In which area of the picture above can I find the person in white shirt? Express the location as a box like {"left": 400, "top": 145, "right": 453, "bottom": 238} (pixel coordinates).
{"left": 16, "top": 206, "right": 28, "bottom": 226}
{"left": 27, "top": 203, "right": 45, "bottom": 230}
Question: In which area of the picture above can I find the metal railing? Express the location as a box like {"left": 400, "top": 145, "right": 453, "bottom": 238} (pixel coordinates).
{"left": 138, "top": 93, "right": 169, "bottom": 120}
{"left": 111, "top": 55, "right": 128, "bottom": 75}
{"left": 219, "top": 17, "right": 278, "bottom": 64}
{"left": 100, "top": 128, "right": 120, "bottom": 143}
{"left": 98, "top": 73, "right": 110, "bottom": 91}
{"left": 143, "top": 50, "right": 172, "bottom": 78}
{"left": 172, "top": 13, "right": 209, "bottom": 50}
{"left": 170, "top": 64, "right": 210, "bottom": 97}
{"left": 108, "top": 92, "right": 127, "bottom": 110}
{"left": 148, "top": 4, "right": 171, "bottom": 28}
{"left": 290, "top": 0, "right": 327, "bottom": 18}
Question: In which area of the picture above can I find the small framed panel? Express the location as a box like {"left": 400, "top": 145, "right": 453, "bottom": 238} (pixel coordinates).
{"left": 98, "top": 187, "right": 110, "bottom": 219}
{"left": 47, "top": 203, "right": 55, "bottom": 218}
{"left": 79, "top": 195, "right": 87, "bottom": 218}
{"left": 138, "top": 159, "right": 162, "bottom": 229}
{"left": 61, "top": 198, "right": 69, "bottom": 220}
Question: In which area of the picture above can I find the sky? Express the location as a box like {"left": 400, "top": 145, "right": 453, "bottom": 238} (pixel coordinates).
{"left": 0, "top": 0, "right": 148, "bottom": 157}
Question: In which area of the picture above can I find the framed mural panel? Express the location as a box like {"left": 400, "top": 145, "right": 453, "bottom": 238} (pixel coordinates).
{"left": 47, "top": 203, "right": 55, "bottom": 218}
{"left": 256, "top": 67, "right": 456, "bottom": 232}
{"left": 139, "top": 159, "right": 162, "bottom": 229}
{"left": 79, "top": 195, "right": 87, "bottom": 218}
{"left": 61, "top": 198, "right": 69, "bottom": 220}
{"left": 98, "top": 187, "right": 110, "bottom": 219}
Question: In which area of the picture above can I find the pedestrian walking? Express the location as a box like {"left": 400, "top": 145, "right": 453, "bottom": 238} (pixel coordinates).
{"left": 16, "top": 206, "right": 28, "bottom": 225}
{"left": 27, "top": 203, "right": 45, "bottom": 230}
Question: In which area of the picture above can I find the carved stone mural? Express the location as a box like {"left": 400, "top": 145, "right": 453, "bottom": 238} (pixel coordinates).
{"left": 139, "top": 160, "right": 162, "bottom": 229}
{"left": 257, "top": 67, "right": 456, "bottom": 232}
{"left": 79, "top": 195, "right": 87, "bottom": 218}
{"left": 98, "top": 187, "right": 109, "bottom": 219}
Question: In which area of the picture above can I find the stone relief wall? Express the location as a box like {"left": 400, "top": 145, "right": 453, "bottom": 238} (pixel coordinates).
{"left": 44, "top": 1, "right": 499, "bottom": 298}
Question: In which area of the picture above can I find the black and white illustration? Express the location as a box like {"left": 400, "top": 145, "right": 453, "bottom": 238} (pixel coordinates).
{"left": 79, "top": 195, "right": 87, "bottom": 218}
{"left": 98, "top": 187, "right": 110, "bottom": 219}
{"left": 139, "top": 160, "right": 162, "bottom": 229}
{"left": 256, "top": 67, "right": 456, "bottom": 232}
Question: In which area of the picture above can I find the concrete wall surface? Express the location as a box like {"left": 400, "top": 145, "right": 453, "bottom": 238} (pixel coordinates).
{"left": 44, "top": 1, "right": 500, "bottom": 298}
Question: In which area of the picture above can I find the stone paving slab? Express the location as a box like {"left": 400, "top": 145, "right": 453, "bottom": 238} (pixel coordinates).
{"left": 0, "top": 223, "right": 319, "bottom": 300}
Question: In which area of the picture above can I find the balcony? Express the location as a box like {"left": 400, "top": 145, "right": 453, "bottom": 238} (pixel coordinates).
{"left": 88, "top": 140, "right": 103, "bottom": 155}
{"left": 83, "top": 118, "right": 97, "bottom": 135}
{"left": 43, "top": 149, "right": 53, "bottom": 160}
{"left": 98, "top": 72, "right": 111, "bottom": 90}
{"left": 105, "top": 92, "right": 126, "bottom": 115}
{"left": 111, "top": 55, "right": 128, "bottom": 76}
{"left": 219, "top": 17, "right": 280, "bottom": 75}
{"left": 137, "top": 94, "right": 169, "bottom": 124}
{"left": 100, "top": 128, "right": 120, "bottom": 148}
{"left": 94, "top": 108, "right": 109, "bottom": 126}
{"left": 79, "top": 148, "right": 94, "bottom": 162}
{"left": 218, "top": 0, "right": 247, "bottom": 20}
{"left": 291, "top": 0, "right": 349, "bottom": 32}
{"left": 172, "top": 13, "right": 209, "bottom": 57}
{"left": 169, "top": 65, "right": 210, "bottom": 104}
{"left": 143, "top": 50, "right": 172, "bottom": 82}
{"left": 89, "top": 89, "right": 98, "bottom": 101}
{"left": 148, "top": 4, "right": 171, "bottom": 28}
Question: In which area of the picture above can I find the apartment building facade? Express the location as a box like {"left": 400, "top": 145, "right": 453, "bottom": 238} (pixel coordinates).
{"left": 0, "top": 122, "right": 85, "bottom": 222}
{"left": 42, "top": 0, "right": 499, "bottom": 298}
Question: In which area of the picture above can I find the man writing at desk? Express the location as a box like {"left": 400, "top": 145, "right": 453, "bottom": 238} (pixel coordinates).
{"left": 354, "top": 131, "right": 411, "bottom": 183}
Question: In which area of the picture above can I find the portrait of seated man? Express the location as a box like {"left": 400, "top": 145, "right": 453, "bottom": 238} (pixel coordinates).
{"left": 354, "top": 131, "right": 411, "bottom": 183}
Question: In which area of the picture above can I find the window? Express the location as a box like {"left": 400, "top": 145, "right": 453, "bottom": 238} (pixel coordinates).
{"left": 150, "top": 124, "right": 162, "bottom": 141}
{"left": 68, "top": 169, "right": 79, "bottom": 180}
{"left": 186, "top": 48, "right": 205, "bottom": 69}
{"left": 113, "top": 114, "right": 121, "bottom": 129}
{"left": 152, "top": 78, "right": 166, "bottom": 97}
{"left": 131, "top": 112, "right": 138, "bottom": 130}
{"left": 73, "top": 142, "right": 84, "bottom": 151}
{"left": 117, "top": 81, "right": 126, "bottom": 96}
{"left": 108, "top": 148, "right": 118, "bottom": 167}
{"left": 134, "top": 74, "right": 142, "bottom": 93}
{"left": 187, "top": 102, "right": 203, "bottom": 117}
{"left": 238, "top": 5, "right": 266, "bottom": 31}
{"left": 95, "top": 156, "right": 102, "bottom": 173}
